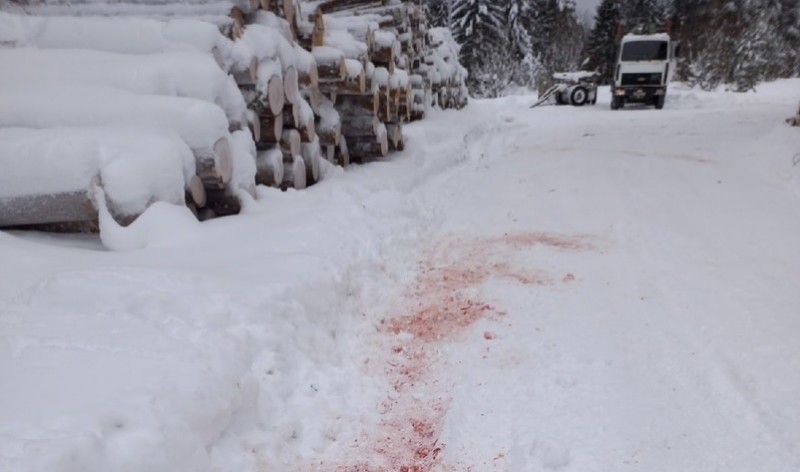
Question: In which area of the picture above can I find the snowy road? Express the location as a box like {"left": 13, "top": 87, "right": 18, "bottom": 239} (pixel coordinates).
{"left": 1, "top": 81, "right": 800, "bottom": 472}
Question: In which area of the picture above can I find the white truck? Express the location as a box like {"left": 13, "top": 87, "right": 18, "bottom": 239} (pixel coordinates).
{"left": 610, "top": 33, "right": 677, "bottom": 110}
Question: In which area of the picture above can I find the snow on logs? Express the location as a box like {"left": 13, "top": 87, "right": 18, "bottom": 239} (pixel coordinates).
{"left": 0, "top": 0, "right": 468, "bottom": 230}
{"left": 0, "top": 127, "right": 198, "bottom": 228}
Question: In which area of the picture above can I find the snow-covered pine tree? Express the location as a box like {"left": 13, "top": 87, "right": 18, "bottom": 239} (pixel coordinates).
{"left": 425, "top": 0, "right": 452, "bottom": 28}
{"left": 584, "top": 0, "right": 622, "bottom": 83}
{"left": 551, "top": 0, "right": 588, "bottom": 74}
{"left": 451, "top": 0, "right": 512, "bottom": 96}
{"left": 671, "top": 0, "right": 713, "bottom": 81}
{"left": 621, "top": 0, "right": 669, "bottom": 33}
{"left": 775, "top": 0, "right": 800, "bottom": 78}
{"left": 506, "top": 0, "right": 538, "bottom": 88}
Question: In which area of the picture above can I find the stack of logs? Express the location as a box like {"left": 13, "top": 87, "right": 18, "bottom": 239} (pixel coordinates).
{"left": 0, "top": 0, "right": 468, "bottom": 230}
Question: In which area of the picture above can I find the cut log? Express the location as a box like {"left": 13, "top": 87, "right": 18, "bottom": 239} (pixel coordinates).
{"left": 0, "top": 189, "right": 97, "bottom": 228}
{"left": 283, "top": 65, "right": 299, "bottom": 104}
{"left": 324, "top": 144, "right": 335, "bottom": 162}
{"left": 340, "top": 114, "right": 380, "bottom": 137}
{"left": 311, "top": 8, "right": 326, "bottom": 47}
{"left": 386, "top": 123, "right": 404, "bottom": 151}
{"left": 301, "top": 138, "right": 322, "bottom": 183}
{"left": 301, "top": 86, "right": 322, "bottom": 114}
{"left": 188, "top": 175, "right": 207, "bottom": 208}
{"left": 193, "top": 137, "right": 233, "bottom": 189}
{"left": 283, "top": 100, "right": 301, "bottom": 129}
{"left": 282, "top": 153, "right": 307, "bottom": 190}
{"left": 296, "top": 46, "right": 320, "bottom": 88}
{"left": 280, "top": 129, "right": 302, "bottom": 157}
{"left": 313, "top": 46, "right": 347, "bottom": 82}
{"left": 319, "top": 58, "right": 366, "bottom": 95}
{"left": 336, "top": 91, "right": 380, "bottom": 115}
{"left": 256, "top": 147, "right": 284, "bottom": 187}
{"left": 259, "top": 112, "right": 284, "bottom": 144}
{"left": 205, "top": 188, "right": 243, "bottom": 217}
{"left": 248, "top": 112, "right": 262, "bottom": 142}
{"left": 266, "top": 73, "right": 286, "bottom": 115}
{"left": 317, "top": 107, "right": 342, "bottom": 146}
{"left": 348, "top": 134, "right": 388, "bottom": 162}
{"left": 377, "top": 86, "right": 393, "bottom": 122}
{"left": 296, "top": 97, "right": 317, "bottom": 142}
{"left": 334, "top": 136, "right": 350, "bottom": 167}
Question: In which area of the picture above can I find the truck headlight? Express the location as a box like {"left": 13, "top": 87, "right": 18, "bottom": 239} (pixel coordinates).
{"left": 614, "top": 89, "right": 626, "bottom": 96}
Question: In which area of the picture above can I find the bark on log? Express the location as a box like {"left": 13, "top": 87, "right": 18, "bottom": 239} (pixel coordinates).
{"left": 0, "top": 189, "right": 97, "bottom": 228}
{"left": 259, "top": 112, "right": 284, "bottom": 144}
{"left": 336, "top": 91, "right": 380, "bottom": 115}
{"left": 314, "top": 47, "right": 347, "bottom": 82}
{"left": 340, "top": 114, "right": 379, "bottom": 137}
{"left": 205, "top": 188, "right": 243, "bottom": 217}
{"left": 348, "top": 134, "right": 388, "bottom": 162}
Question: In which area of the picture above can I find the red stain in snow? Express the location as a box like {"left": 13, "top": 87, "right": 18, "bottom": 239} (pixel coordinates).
{"left": 495, "top": 232, "right": 596, "bottom": 251}
{"left": 328, "top": 232, "right": 597, "bottom": 472}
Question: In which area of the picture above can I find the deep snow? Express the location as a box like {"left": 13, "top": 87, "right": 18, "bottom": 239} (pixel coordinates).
{"left": 1, "top": 80, "right": 800, "bottom": 472}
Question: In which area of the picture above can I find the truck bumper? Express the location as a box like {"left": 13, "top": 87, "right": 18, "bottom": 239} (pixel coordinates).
{"left": 614, "top": 86, "right": 665, "bottom": 103}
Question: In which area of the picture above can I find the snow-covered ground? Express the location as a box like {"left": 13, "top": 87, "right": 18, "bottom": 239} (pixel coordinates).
{"left": 1, "top": 80, "right": 799, "bottom": 471}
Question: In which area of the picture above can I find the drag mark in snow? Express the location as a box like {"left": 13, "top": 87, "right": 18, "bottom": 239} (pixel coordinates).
{"left": 337, "top": 232, "right": 595, "bottom": 472}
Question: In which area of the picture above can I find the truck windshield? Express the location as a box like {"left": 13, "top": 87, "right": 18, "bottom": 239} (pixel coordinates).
{"left": 621, "top": 41, "right": 668, "bottom": 61}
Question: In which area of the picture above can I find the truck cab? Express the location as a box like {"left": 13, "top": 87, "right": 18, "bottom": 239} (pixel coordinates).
{"left": 611, "top": 33, "right": 677, "bottom": 110}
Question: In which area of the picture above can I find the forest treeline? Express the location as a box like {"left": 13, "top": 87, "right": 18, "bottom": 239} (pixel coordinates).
{"left": 425, "top": 0, "right": 800, "bottom": 96}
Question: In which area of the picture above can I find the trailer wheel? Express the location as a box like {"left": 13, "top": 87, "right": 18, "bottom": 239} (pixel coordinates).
{"left": 570, "top": 86, "right": 588, "bottom": 106}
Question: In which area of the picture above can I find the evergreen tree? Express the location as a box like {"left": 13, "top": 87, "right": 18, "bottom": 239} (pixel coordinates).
{"left": 584, "top": 0, "right": 622, "bottom": 83}
{"left": 425, "top": 0, "right": 452, "bottom": 28}
{"left": 451, "top": 0, "right": 512, "bottom": 96}
{"left": 506, "top": 0, "right": 539, "bottom": 88}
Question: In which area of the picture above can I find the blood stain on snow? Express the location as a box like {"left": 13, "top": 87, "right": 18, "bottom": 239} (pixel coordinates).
{"left": 331, "top": 231, "right": 597, "bottom": 472}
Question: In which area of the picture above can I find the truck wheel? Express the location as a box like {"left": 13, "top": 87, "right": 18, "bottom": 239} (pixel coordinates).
{"left": 611, "top": 96, "right": 623, "bottom": 110}
{"left": 655, "top": 95, "right": 665, "bottom": 109}
{"left": 570, "top": 86, "right": 588, "bottom": 106}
